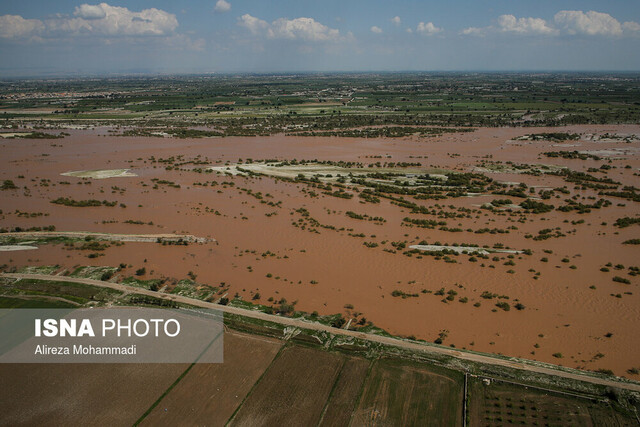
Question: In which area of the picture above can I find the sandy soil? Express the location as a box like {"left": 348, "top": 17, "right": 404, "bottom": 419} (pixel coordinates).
{"left": 0, "top": 125, "right": 639, "bottom": 376}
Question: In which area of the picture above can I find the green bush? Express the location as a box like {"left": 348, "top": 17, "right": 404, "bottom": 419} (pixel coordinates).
{"left": 495, "top": 301, "right": 510, "bottom": 311}
{"left": 1, "top": 180, "right": 18, "bottom": 190}
{"left": 519, "top": 199, "right": 554, "bottom": 213}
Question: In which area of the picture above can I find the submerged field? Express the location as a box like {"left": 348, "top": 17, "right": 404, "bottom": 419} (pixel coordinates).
{"left": 1, "top": 124, "right": 639, "bottom": 380}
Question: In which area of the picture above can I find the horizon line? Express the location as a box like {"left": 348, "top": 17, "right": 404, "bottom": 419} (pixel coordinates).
{"left": 2, "top": 69, "right": 640, "bottom": 81}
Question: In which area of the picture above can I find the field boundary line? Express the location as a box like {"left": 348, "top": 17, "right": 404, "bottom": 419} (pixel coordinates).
{"left": 316, "top": 357, "right": 347, "bottom": 426}
{"left": 132, "top": 329, "right": 224, "bottom": 426}
{"left": 462, "top": 372, "right": 468, "bottom": 427}
{"left": 224, "top": 341, "right": 286, "bottom": 426}
{"left": 471, "top": 374, "right": 609, "bottom": 403}
{"left": 348, "top": 357, "right": 377, "bottom": 427}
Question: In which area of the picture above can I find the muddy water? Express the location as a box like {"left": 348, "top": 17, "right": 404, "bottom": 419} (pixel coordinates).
{"left": 1, "top": 125, "right": 639, "bottom": 376}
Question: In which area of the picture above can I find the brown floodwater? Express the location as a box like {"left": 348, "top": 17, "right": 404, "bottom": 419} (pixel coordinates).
{"left": 1, "top": 125, "right": 639, "bottom": 377}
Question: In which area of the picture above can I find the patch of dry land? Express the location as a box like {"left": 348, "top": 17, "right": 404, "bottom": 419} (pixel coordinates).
{"left": 61, "top": 169, "right": 137, "bottom": 179}
{"left": 1, "top": 125, "right": 639, "bottom": 377}
{"left": 0, "top": 245, "right": 38, "bottom": 252}
{"left": 0, "top": 132, "right": 32, "bottom": 138}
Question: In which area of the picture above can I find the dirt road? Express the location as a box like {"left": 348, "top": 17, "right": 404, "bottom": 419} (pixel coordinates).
{"left": 2, "top": 272, "right": 639, "bottom": 393}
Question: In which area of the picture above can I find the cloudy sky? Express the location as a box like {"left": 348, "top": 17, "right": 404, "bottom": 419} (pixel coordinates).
{"left": 0, "top": 0, "right": 639, "bottom": 76}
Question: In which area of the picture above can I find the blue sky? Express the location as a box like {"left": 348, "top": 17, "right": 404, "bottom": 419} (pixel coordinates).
{"left": 1, "top": 1, "right": 639, "bottom": 76}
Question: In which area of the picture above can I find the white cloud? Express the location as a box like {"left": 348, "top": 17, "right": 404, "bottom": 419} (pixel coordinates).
{"left": 61, "top": 3, "right": 178, "bottom": 36}
{"left": 554, "top": 10, "right": 629, "bottom": 36}
{"left": 269, "top": 17, "right": 340, "bottom": 41}
{"left": 623, "top": 21, "right": 640, "bottom": 34}
{"left": 214, "top": 0, "right": 231, "bottom": 13}
{"left": 416, "top": 22, "right": 442, "bottom": 35}
{"left": 238, "top": 14, "right": 269, "bottom": 35}
{"left": 74, "top": 4, "right": 107, "bottom": 20}
{"left": 0, "top": 3, "right": 185, "bottom": 45}
{"left": 497, "top": 14, "right": 557, "bottom": 35}
{"left": 370, "top": 26, "right": 383, "bottom": 34}
{"left": 391, "top": 16, "right": 401, "bottom": 26}
{"left": 461, "top": 26, "right": 484, "bottom": 36}
{"left": 0, "top": 15, "right": 44, "bottom": 39}
{"left": 239, "top": 14, "right": 342, "bottom": 42}
{"left": 462, "top": 10, "right": 640, "bottom": 38}
{"left": 462, "top": 14, "right": 556, "bottom": 37}
{"left": 45, "top": 17, "right": 91, "bottom": 35}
